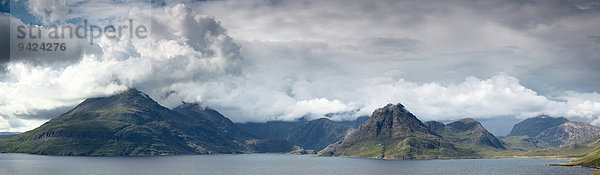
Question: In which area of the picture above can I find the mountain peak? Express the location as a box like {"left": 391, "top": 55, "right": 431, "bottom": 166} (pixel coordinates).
{"left": 122, "top": 88, "right": 154, "bottom": 99}
{"left": 120, "top": 87, "right": 140, "bottom": 93}
{"left": 446, "top": 118, "right": 483, "bottom": 132}
{"left": 363, "top": 103, "right": 437, "bottom": 139}
{"left": 534, "top": 115, "right": 558, "bottom": 119}
{"left": 114, "top": 88, "right": 142, "bottom": 96}
{"left": 458, "top": 118, "right": 477, "bottom": 123}
{"left": 66, "top": 88, "right": 163, "bottom": 117}
{"left": 430, "top": 118, "right": 505, "bottom": 149}
{"left": 173, "top": 102, "right": 225, "bottom": 123}
{"left": 176, "top": 101, "right": 213, "bottom": 111}
{"left": 380, "top": 103, "right": 406, "bottom": 111}
{"left": 507, "top": 115, "right": 569, "bottom": 137}
{"left": 319, "top": 103, "right": 478, "bottom": 159}
{"left": 0, "top": 89, "right": 246, "bottom": 156}
{"left": 313, "top": 118, "right": 334, "bottom": 122}
{"left": 84, "top": 88, "right": 150, "bottom": 102}
{"left": 357, "top": 102, "right": 436, "bottom": 140}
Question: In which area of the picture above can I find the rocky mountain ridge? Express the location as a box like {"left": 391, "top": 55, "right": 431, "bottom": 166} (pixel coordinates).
{"left": 507, "top": 115, "right": 600, "bottom": 148}
{"left": 319, "top": 103, "right": 478, "bottom": 159}
{"left": 426, "top": 118, "right": 505, "bottom": 150}
{"left": 0, "top": 89, "right": 303, "bottom": 155}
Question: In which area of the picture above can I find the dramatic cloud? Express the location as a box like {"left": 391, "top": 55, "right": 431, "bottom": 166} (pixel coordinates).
{"left": 0, "top": 3, "right": 242, "bottom": 131}
{"left": 193, "top": 0, "right": 600, "bottom": 93}
{"left": 0, "top": 0, "right": 599, "bottom": 136}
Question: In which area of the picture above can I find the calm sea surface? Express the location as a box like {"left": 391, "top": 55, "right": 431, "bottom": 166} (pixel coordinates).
{"left": 0, "top": 153, "right": 595, "bottom": 175}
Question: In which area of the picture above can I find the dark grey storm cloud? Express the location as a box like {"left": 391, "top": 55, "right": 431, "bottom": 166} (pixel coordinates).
{"left": 192, "top": 0, "right": 600, "bottom": 94}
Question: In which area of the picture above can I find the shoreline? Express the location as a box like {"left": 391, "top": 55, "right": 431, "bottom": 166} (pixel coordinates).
{"left": 549, "top": 163, "right": 600, "bottom": 171}
{"left": 0, "top": 152, "right": 577, "bottom": 160}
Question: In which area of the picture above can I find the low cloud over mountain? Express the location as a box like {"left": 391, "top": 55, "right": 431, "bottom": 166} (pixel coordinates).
{"left": 1, "top": 0, "right": 600, "bottom": 134}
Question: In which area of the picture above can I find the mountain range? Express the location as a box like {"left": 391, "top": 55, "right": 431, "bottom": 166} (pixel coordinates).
{"left": 2, "top": 88, "right": 600, "bottom": 164}
{"left": 0, "top": 89, "right": 309, "bottom": 155}
{"left": 425, "top": 118, "right": 505, "bottom": 150}
{"left": 507, "top": 115, "right": 569, "bottom": 137}
{"left": 236, "top": 117, "right": 365, "bottom": 151}
{"left": 319, "top": 103, "right": 478, "bottom": 159}
{"left": 0, "top": 89, "right": 253, "bottom": 155}
{"left": 506, "top": 116, "right": 600, "bottom": 148}
{"left": 319, "top": 103, "right": 600, "bottom": 160}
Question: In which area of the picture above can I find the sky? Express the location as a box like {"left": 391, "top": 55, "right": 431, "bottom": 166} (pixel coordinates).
{"left": 0, "top": 0, "right": 600, "bottom": 136}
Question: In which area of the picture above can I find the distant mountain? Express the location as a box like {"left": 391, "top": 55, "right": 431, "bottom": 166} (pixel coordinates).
{"left": 425, "top": 119, "right": 555, "bottom": 152}
{"left": 236, "top": 117, "right": 366, "bottom": 151}
{"left": 0, "top": 132, "right": 21, "bottom": 135}
{"left": 248, "top": 138, "right": 295, "bottom": 153}
{"left": 337, "top": 116, "right": 370, "bottom": 128}
{"left": 499, "top": 136, "right": 552, "bottom": 151}
{"left": 0, "top": 135, "right": 14, "bottom": 139}
{"left": 507, "top": 115, "right": 568, "bottom": 137}
{"left": 237, "top": 121, "right": 303, "bottom": 140}
{"left": 507, "top": 115, "right": 600, "bottom": 148}
{"left": 427, "top": 118, "right": 505, "bottom": 150}
{"left": 534, "top": 121, "right": 600, "bottom": 148}
{"left": 0, "top": 89, "right": 249, "bottom": 156}
{"left": 287, "top": 118, "right": 352, "bottom": 151}
{"left": 0, "top": 132, "right": 20, "bottom": 139}
{"left": 319, "top": 103, "right": 478, "bottom": 159}
{"left": 173, "top": 102, "right": 256, "bottom": 141}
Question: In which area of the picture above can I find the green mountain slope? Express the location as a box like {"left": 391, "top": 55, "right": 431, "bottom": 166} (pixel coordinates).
{"left": 499, "top": 135, "right": 552, "bottom": 151}
{"left": 560, "top": 136, "right": 600, "bottom": 153}
{"left": 0, "top": 89, "right": 246, "bottom": 156}
{"left": 559, "top": 148, "right": 600, "bottom": 169}
{"left": 557, "top": 136, "right": 600, "bottom": 168}
{"left": 172, "top": 102, "right": 309, "bottom": 153}
{"left": 173, "top": 102, "right": 257, "bottom": 141}
{"left": 319, "top": 103, "right": 478, "bottom": 159}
